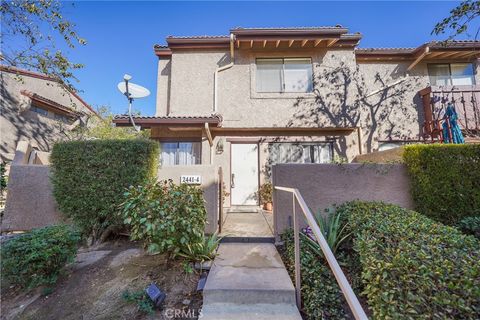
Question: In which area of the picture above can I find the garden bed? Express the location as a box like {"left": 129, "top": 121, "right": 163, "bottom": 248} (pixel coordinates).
{"left": 1, "top": 239, "right": 203, "bottom": 320}
{"left": 278, "top": 201, "right": 480, "bottom": 320}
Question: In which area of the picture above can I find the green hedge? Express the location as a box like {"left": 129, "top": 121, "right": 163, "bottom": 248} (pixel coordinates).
{"left": 281, "top": 230, "right": 349, "bottom": 320}
{"left": 1, "top": 225, "right": 80, "bottom": 288}
{"left": 339, "top": 201, "right": 480, "bottom": 319}
{"left": 403, "top": 144, "right": 480, "bottom": 225}
{"left": 51, "top": 139, "right": 159, "bottom": 241}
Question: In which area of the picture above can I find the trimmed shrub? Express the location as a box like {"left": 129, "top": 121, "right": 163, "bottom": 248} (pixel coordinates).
{"left": 1, "top": 225, "right": 80, "bottom": 288}
{"left": 280, "top": 230, "right": 350, "bottom": 320}
{"left": 121, "top": 180, "right": 207, "bottom": 256}
{"left": 403, "top": 144, "right": 480, "bottom": 225}
{"left": 458, "top": 216, "right": 480, "bottom": 239}
{"left": 339, "top": 201, "right": 480, "bottom": 319}
{"left": 51, "top": 139, "right": 159, "bottom": 241}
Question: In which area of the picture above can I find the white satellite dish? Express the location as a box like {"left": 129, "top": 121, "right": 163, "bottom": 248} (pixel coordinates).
{"left": 117, "top": 82, "right": 150, "bottom": 99}
{"left": 117, "top": 74, "right": 150, "bottom": 132}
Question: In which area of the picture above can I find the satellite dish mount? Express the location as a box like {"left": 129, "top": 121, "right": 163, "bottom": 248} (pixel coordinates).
{"left": 117, "top": 74, "right": 150, "bottom": 132}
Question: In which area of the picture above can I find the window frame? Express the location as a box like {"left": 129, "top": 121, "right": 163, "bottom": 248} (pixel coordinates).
{"left": 268, "top": 141, "right": 334, "bottom": 164}
{"left": 427, "top": 62, "right": 476, "bottom": 86}
{"left": 255, "top": 57, "right": 313, "bottom": 93}
{"left": 159, "top": 141, "right": 202, "bottom": 166}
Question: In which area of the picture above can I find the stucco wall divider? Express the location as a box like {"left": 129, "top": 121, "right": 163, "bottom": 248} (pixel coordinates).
{"left": 157, "top": 165, "right": 220, "bottom": 234}
{"left": 1, "top": 165, "right": 65, "bottom": 232}
{"left": 272, "top": 163, "right": 413, "bottom": 241}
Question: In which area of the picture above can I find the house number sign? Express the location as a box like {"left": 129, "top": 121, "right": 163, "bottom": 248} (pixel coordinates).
{"left": 180, "top": 175, "right": 202, "bottom": 185}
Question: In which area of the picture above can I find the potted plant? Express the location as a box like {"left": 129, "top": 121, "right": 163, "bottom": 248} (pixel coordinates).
{"left": 259, "top": 182, "right": 273, "bottom": 211}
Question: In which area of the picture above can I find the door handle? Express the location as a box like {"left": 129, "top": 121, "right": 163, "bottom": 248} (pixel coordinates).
{"left": 231, "top": 173, "right": 235, "bottom": 188}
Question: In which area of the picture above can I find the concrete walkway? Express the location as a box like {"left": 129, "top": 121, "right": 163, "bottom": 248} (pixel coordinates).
{"left": 202, "top": 243, "right": 302, "bottom": 320}
{"left": 221, "top": 210, "right": 274, "bottom": 238}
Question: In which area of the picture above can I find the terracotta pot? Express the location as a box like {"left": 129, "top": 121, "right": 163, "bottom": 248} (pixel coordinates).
{"left": 264, "top": 202, "right": 273, "bottom": 211}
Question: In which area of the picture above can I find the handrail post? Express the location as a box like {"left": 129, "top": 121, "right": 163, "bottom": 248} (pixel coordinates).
{"left": 293, "top": 193, "right": 301, "bottom": 309}
{"left": 275, "top": 185, "right": 369, "bottom": 320}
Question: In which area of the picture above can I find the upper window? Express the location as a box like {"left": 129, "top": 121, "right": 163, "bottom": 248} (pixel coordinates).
{"left": 31, "top": 106, "right": 48, "bottom": 116}
{"left": 160, "top": 142, "right": 201, "bottom": 166}
{"left": 428, "top": 63, "right": 475, "bottom": 86}
{"left": 256, "top": 58, "right": 313, "bottom": 93}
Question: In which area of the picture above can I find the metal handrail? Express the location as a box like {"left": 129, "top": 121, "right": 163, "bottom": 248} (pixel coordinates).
{"left": 275, "top": 186, "right": 368, "bottom": 320}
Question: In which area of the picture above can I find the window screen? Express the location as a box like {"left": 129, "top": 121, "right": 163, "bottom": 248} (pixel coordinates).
{"left": 160, "top": 142, "right": 201, "bottom": 166}
{"left": 256, "top": 59, "right": 283, "bottom": 92}
{"left": 428, "top": 63, "right": 475, "bottom": 86}
{"left": 451, "top": 63, "right": 474, "bottom": 85}
{"left": 256, "top": 58, "right": 313, "bottom": 93}
{"left": 283, "top": 58, "right": 313, "bottom": 92}
{"left": 269, "top": 143, "right": 332, "bottom": 164}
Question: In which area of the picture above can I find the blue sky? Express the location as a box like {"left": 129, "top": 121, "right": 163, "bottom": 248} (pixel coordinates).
{"left": 54, "top": 1, "right": 476, "bottom": 115}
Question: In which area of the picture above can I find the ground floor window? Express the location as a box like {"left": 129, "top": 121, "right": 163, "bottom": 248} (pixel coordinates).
{"left": 160, "top": 142, "right": 201, "bottom": 166}
{"left": 269, "top": 142, "right": 333, "bottom": 164}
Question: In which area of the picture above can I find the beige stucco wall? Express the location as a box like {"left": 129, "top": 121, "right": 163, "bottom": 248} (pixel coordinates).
{"left": 0, "top": 70, "right": 94, "bottom": 162}
{"left": 157, "top": 165, "right": 219, "bottom": 234}
{"left": 1, "top": 165, "right": 65, "bottom": 232}
{"left": 152, "top": 48, "right": 479, "bottom": 211}
{"left": 271, "top": 163, "right": 414, "bottom": 240}
{"left": 155, "top": 48, "right": 480, "bottom": 158}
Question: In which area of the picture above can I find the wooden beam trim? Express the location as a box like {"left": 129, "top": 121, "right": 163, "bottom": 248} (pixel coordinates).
{"left": 407, "top": 46, "right": 430, "bottom": 71}
{"left": 327, "top": 39, "right": 339, "bottom": 47}
{"left": 204, "top": 123, "right": 213, "bottom": 147}
{"left": 314, "top": 39, "right": 323, "bottom": 47}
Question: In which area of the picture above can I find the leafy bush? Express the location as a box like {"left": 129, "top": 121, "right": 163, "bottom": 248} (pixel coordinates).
{"left": 122, "top": 289, "right": 155, "bottom": 315}
{"left": 121, "top": 180, "right": 207, "bottom": 256}
{"left": 403, "top": 144, "right": 480, "bottom": 225}
{"left": 50, "top": 139, "right": 158, "bottom": 241}
{"left": 458, "top": 216, "right": 480, "bottom": 238}
{"left": 281, "top": 230, "right": 348, "bottom": 320}
{"left": 339, "top": 201, "right": 480, "bottom": 319}
{"left": 258, "top": 182, "right": 273, "bottom": 204}
{"left": 1, "top": 225, "right": 80, "bottom": 288}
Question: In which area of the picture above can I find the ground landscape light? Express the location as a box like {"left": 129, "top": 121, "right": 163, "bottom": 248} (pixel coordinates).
{"left": 145, "top": 283, "right": 166, "bottom": 308}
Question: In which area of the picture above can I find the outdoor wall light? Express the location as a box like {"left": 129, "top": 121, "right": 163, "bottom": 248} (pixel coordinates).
{"left": 146, "top": 283, "right": 166, "bottom": 308}
{"left": 216, "top": 139, "right": 224, "bottom": 154}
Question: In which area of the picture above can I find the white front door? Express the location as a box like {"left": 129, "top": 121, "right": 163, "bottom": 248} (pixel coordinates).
{"left": 231, "top": 143, "right": 259, "bottom": 205}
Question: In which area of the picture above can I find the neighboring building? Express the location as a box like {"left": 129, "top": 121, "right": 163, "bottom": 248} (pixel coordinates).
{"left": 113, "top": 26, "right": 480, "bottom": 207}
{"left": 1, "top": 66, "right": 97, "bottom": 162}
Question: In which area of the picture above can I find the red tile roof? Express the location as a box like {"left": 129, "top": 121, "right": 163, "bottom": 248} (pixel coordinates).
{"left": 113, "top": 114, "right": 223, "bottom": 128}
{"left": 0, "top": 65, "right": 98, "bottom": 116}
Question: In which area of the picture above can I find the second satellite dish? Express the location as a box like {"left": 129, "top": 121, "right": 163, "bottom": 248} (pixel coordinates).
{"left": 117, "top": 81, "right": 150, "bottom": 99}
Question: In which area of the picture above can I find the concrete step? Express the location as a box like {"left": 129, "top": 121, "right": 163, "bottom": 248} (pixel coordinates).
{"left": 220, "top": 236, "right": 275, "bottom": 244}
{"left": 203, "top": 243, "right": 297, "bottom": 305}
{"left": 225, "top": 206, "right": 260, "bottom": 213}
{"left": 201, "top": 303, "right": 302, "bottom": 320}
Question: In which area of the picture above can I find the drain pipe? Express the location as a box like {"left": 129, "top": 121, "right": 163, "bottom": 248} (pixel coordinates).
{"left": 214, "top": 33, "right": 235, "bottom": 113}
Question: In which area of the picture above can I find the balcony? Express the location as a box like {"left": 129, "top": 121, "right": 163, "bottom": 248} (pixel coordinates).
{"left": 419, "top": 85, "right": 480, "bottom": 141}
